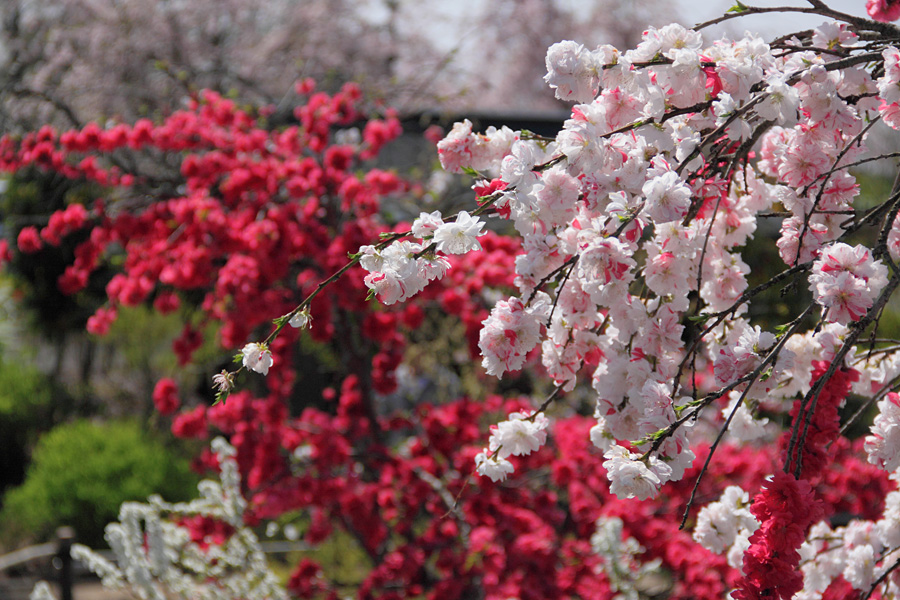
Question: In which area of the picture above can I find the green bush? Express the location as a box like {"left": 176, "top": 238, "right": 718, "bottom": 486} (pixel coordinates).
{"left": 0, "top": 419, "right": 197, "bottom": 548}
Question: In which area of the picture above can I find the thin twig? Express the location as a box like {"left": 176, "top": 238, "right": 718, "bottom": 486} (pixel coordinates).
{"left": 677, "top": 304, "right": 814, "bottom": 528}
{"left": 694, "top": 5, "right": 899, "bottom": 37}
{"left": 786, "top": 271, "right": 900, "bottom": 477}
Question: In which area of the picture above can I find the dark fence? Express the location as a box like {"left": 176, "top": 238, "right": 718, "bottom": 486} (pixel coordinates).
{"left": 0, "top": 527, "right": 74, "bottom": 600}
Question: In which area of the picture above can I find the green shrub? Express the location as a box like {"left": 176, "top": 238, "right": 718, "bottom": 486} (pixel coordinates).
{"left": 0, "top": 419, "right": 197, "bottom": 547}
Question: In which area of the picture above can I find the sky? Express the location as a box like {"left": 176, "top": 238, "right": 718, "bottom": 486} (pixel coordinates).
{"left": 358, "top": 0, "right": 882, "bottom": 112}
{"left": 407, "top": 0, "right": 875, "bottom": 51}
{"left": 678, "top": 0, "right": 871, "bottom": 39}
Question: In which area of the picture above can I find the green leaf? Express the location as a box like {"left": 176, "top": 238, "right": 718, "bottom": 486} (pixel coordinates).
{"left": 726, "top": 1, "right": 749, "bottom": 13}
{"left": 273, "top": 315, "right": 288, "bottom": 327}
{"left": 461, "top": 166, "right": 479, "bottom": 178}
{"left": 233, "top": 352, "right": 243, "bottom": 364}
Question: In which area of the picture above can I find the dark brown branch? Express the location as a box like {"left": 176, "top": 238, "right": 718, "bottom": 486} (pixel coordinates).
{"left": 694, "top": 5, "right": 899, "bottom": 37}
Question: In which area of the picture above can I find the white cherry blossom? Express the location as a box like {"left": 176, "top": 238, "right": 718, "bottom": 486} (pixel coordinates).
{"left": 241, "top": 342, "right": 273, "bottom": 376}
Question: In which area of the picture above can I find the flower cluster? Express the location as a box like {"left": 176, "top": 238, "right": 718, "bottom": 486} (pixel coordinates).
{"left": 381, "top": 10, "right": 900, "bottom": 596}
{"left": 809, "top": 243, "right": 887, "bottom": 324}
{"left": 416, "top": 15, "right": 900, "bottom": 518}
{"left": 358, "top": 209, "right": 486, "bottom": 305}
{"left": 733, "top": 471, "right": 824, "bottom": 600}
{"left": 693, "top": 486, "right": 758, "bottom": 567}
{"left": 475, "top": 410, "right": 551, "bottom": 481}
{"left": 866, "top": 392, "right": 900, "bottom": 471}
{"left": 780, "top": 362, "right": 859, "bottom": 480}
{"left": 590, "top": 516, "right": 662, "bottom": 600}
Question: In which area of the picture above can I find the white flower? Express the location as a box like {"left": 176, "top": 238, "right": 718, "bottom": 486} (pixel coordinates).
{"left": 289, "top": 309, "right": 312, "bottom": 329}
{"left": 432, "top": 211, "right": 486, "bottom": 254}
{"left": 756, "top": 76, "right": 799, "bottom": 124}
{"left": 866, "top": 393, "right": 900, "bottom": 471}
{"left": 475, "top": 450, "right": 515, "bottom": 482}
{"left": 488, "top": 411, "right": 550, "bottom": 458}
{"left": 544, "top": 40, "right": 600, "bottom": 103}
{"left": 809, "top": 243, "right": 886, "bottom": 325}
{"left": 603, "top": 444, "right": 669, "bottom": 500}
{"left": 358, "top": 244, "right": 384, "bottom": 273}
{"left": 641, "top": 171, "right": 692, "bottom": 224}
{"left": 241, "top": 342, "right": 273, "bottom": 375}
{"left": 844, "top": 544, "right": 876, "bottom": 590}
{"left": 411, "top": 210, "right": 444, "bottom": 239}
{"left": 693, "top": 486, "right": 757, "bottom": 555}
{"left": 589, "top": 418, "right": 612, "bottom": 451}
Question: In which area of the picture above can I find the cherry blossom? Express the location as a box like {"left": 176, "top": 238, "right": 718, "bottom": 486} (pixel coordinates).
{"left": 241, "top": 343, "right": 273, "bottom": 376}
{"left": 866, "top": 392, "right": 900, "bottom": 471}
{"left": 602, "top": 444, "right": 670, "bottom": 500}
{"left": 474, "top": 450, "right": 515, "bottom": 482}
{"left": 488, "top": 411, "right": 551, "bottom": 458}
{"left": 288, "top": 309, "right": 312, "bottom": 329}
{"left": 544, "top": 41, "right": 601, "bottom": 103}
{"left": 432, "top": 211, "right": 486, "bottom": 254}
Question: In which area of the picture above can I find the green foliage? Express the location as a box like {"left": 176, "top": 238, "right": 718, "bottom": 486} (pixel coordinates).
{"left": 0, "top": 360, "right": 56, "bottom": 497}
{"left": 0, "top": 361, "right": 54, "bottom": 427}
{"left": 0, "top": 419, "right": 197, "bottom": 547}
{"left": 298, "top": 526, "right": 372, "bottom": 595}
{"left": 96, "top": 304, "right": 225, "bottom": 412}
{"left": 104, "top": 304, "right": 183, "bottom": 373}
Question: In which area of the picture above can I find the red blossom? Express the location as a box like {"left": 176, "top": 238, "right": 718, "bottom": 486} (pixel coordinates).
{"left": 868, "top": 0, "right": 900, "bottom": 21}
{"left": 17, "top": 226, "right": 42, "bottom": 253}
{"left": 152, "top": 378, "right": 181, "bottom": 416}
{"left": 0, "top": 240, "right": 11, "bottom": 265}
{"left": 172, "top": 405, "right": 208, "bottom": 440}
{"left": 733, "top": 471, "right": 824, "bottom": 600}
{"left": 781, "top": 362, "right": 859, "bottom": 481}
{"left": 86, "top": 306, "right": 117, "bottom": 336}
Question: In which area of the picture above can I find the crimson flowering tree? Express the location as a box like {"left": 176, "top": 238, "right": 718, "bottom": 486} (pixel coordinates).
{"left": 15, "top": 1, "right": 900, "bottom": 599}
